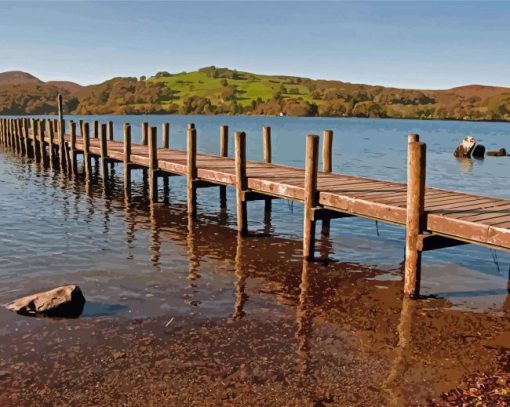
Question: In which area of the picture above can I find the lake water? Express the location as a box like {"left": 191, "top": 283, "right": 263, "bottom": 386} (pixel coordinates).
{"left": 0, "top": 115, "right": 509, "bottom": 404}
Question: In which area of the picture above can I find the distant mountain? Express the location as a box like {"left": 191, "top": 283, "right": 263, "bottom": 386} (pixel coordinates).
{"left": 46, "top": 81, "right": 83, "bottom": 94}
{"left": 1, "top": 67, "right": 509, "bottom": 121}
{"left": 0, "top": 71, "right": 43, "bottom": 85}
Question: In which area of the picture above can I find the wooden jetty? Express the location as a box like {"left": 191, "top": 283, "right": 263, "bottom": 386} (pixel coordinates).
{"left": 1, "top": 96, "right": 509, "bottom": 299}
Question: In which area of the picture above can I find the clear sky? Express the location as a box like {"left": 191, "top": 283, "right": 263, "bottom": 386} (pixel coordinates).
{"left": 1, "top": 1, "right": 509, "bottom": 89}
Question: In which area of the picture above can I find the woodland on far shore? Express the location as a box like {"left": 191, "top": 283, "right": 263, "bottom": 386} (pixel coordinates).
{"left": 1, "top": 67, "right": 510, "bottom": 121}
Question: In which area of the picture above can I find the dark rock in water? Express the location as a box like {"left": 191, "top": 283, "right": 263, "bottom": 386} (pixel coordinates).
{"left": 6, "top": 285, "right": 86, "bottom": 318}
{"left": 453, "top": 136, "right": 477, "bottom": 158}
{"left": 472, "top": 144, "right": 485, "bottom": 158}
{"left": 487, "top": 148, "right": 507, "bottom": 157}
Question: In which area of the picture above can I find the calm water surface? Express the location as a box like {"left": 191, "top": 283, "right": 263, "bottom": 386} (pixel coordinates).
{"left": 0, "top": 115, "right": 509, "bottom": 404}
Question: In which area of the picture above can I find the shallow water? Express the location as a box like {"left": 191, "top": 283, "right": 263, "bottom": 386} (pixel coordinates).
{"left": 0, "top": 116, "right": 509, "bottom": 404}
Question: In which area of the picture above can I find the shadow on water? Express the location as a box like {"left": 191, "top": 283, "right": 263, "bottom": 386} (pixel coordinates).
{"left": 81, "top": 302, "right": 130, "bottom": 317}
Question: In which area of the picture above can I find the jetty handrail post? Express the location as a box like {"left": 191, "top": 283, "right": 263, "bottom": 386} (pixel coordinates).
{"left": 219, "top": 124, "right": 228, "bottom": 208}
{"left": 93, "top": 120, "right": 99, "bottom": 139}
{"left": 32, "top": 119, "right": 41, "bottom": 163}
{"left": 149, "top": 126, "right": 158, "bottom": 202}
{"left": 57, "top": 94, "right": 66, "bottom": 170}
{"left": 404, "top": 134, "right": 426, "bottom": 298}
{"left": 14, "top": 119, "right": 22, "bottom": 156}
{"left": 322, "top": 129, "right": 333, "bottom": 173}
{"left": 263, "top": 126, "right": 271, "bottom": 163}
{"left": 46, "top": 118, "right": 55, "bottom": 168}
{"left": 82, "top": 122, "right": 91, "bottom": 177}
{"left": 262, "top": 126, "right": 272, "bottom": 213}
{"left": 303, "top": 134, "right": 320, "bottom": 260}
{"left": 38, "top": 119, "right": 46, "bottom": 165}
{"left": 321, "top": 129, "right": 334, "bottom": 236}
{"left": 100, "top": 123, "right": 108, "bottom": 181}
{"left": 23, "top": 119, "right": 32, "bottom": 158}
{"left": 70, "top": 120, "right": 77, "bottom": 174}
{"left": 162, "top": 122, "right": 169, "bottom": 149}
{"left": 14, "top": 119, "right": 20, "bottom": 155}
{"left": 141, "top": 122, "right": 148, "bottom": 145}
{"left": 108, "top": 121, "right": 114, "bottom": 141}
{"left": 187, "top": 124, "right": 197, "bottom": 217}
{"left": 123, "top": 123, "right": 131, "bottom": 197}
{"left": 18, "top": 119, "right": 25, "bottom": 155}
{"left": 235, "top": 131, "right": 248, "bottom": 236}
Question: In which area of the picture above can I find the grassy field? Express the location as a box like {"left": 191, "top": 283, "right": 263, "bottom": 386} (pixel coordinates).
{"left": 150, "top": 69, "right": 315, "bottom": 107}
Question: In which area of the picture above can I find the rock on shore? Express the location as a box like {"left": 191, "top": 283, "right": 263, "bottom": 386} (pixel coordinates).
{"left": 6, "top": 285, "right": 86, "bottom": 318}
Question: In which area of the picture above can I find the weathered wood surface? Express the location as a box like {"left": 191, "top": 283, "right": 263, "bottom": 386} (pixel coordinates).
{"left": 16, "top": 127, "right": 510, "bottom": 251}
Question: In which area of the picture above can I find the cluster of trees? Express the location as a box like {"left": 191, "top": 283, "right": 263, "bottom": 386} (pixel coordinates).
{"left": 1, "top": 68, "right": 510, "bottom": 121}
{"left": 0, "top": 83, "right": 78, "bottom": 114}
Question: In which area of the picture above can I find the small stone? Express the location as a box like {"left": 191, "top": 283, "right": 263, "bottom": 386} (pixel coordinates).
{"left": 6, "top": 285, "right": 86, "bottom": 318}
{"left": 112, "top": 351, "right": 126, "bottom": 360}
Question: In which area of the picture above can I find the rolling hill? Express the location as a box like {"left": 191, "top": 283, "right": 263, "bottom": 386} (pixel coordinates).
{"left": 1, "top": 67, "right": 509, "bottom": 121}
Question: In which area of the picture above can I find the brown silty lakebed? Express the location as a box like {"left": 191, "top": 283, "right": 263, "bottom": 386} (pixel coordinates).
{"left": 0, "top": 141, "right": 509, "bottom": 405}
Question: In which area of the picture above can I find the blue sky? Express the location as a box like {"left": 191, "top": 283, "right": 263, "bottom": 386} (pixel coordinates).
{"left": 0, "top": 1, "right": 509, "bottom": 89}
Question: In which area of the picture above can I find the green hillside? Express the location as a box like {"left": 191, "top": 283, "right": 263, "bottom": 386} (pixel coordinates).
{"left": 1, "top": 67, "right": 510, "bottom": 121}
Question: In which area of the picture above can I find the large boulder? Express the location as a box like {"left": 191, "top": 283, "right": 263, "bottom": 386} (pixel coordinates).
{"left": 453, "top": 136, "right": 477, "bottom": 158}
{"left": 6, "top": 285, "right": 86, "bottom": 318}
{"left": 487, "top": 148, "right": 507, "bottom": 157}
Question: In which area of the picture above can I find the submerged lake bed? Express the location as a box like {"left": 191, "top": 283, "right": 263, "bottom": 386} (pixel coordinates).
{"left": 0, "top": 115, "right": 509, "bottom": 405}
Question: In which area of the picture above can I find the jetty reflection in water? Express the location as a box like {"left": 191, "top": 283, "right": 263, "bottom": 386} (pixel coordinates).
{"left": 0, "top": 146, "right": 510, "bottom": 404}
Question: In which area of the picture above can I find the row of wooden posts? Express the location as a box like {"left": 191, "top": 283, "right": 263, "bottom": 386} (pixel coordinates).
{"left": 0, "top": 95, "right": 427, "bottom": 298}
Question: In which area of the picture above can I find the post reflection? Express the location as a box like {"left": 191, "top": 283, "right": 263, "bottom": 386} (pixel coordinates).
{"left": 124, "top": 195, "right": 136, "bottom": 260}
{"left": 149, "top": 203, "right": 161, "bottom": 271}
{"left": 232, "top": 232, "right": 248, "bottom": 320}
{"left": 382, "top": 295, "right": 415, "bottom": 407}
{"left": 186, "top": 215, "right": 200, "bottom": 285}
{"left": 295, "top": 259, "right": 314, "bottom": 375}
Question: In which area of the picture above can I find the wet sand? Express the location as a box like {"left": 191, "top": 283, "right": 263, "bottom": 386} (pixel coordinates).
{"left": 1, "top": 145, "right": 510, "bottom": 405}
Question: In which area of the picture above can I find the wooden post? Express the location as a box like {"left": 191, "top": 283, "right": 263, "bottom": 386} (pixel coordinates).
{"left": 303, "top": 134, "right": 319, "bottom": 260}
{"left": 162, "top": 122, "right": 169, "bottom": 148}
{"left": 187, "top": 124, "right": 197, "bottom": 217}
{"left": 141, "top": 122, "right": 149, "bottom": 188}
{"left": 404, "top": 135, "right": 426, "bottom": 298}
{"left": 108, "top": 121, "right": 114, "bottom": 141}
{"left": 16, "top": 119, "right": 23, "bottom": 156}
{"left": 13, "top": 119, "right": 20, "bottom": 154}
{"left": 219, "top": 125, "right": 228, "bottom": 208}
{"left": 321, "top": 129, "right": 334, "bottom": 235}
{"left": 57, "top": 94, "right": 66, "bottom": 170}
{"left": 82, "top": 122, "right": 91, "bottom": 177}
{"left": 162, "top": 122, "right": 170, "bottom": 203}
{"left": 46, "top": 119, "right": 55, "bottom": 168}
{"left": 100, "top": 123, "right": 108, "bottom": 181}
{"left": 93, "top": 120, "right": 99, "bottom": 139}
{"left": 322, "top": 129, "right": 333, "bottom": 173}
{"left": 70, "top": 120, "right": 77, "bottom": 174}
{"left": 263, "top": 126, "right": 271, "bottom": 163}
{"left": 149, "top": 126, "right": 158, "bottom": 202}
{"left": 123, "top": 123, "right": 131, "bottom": 197}
{"left": 235, "top": 131, "right": 248, "bottom": 235}
{"left": 32, "top": 119, "right": 41, "bottom": 163}
{"left": 262, "top": 126, "right": 272, "bottom": 212}
{"left": 23, "top": 119, "right": 32, "bottom": 158}
{"left": 141, "top": 122, "right": 148, "bottom": 145}
{"left": 38, "top": 120, "right": 46, "bottom": 164}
